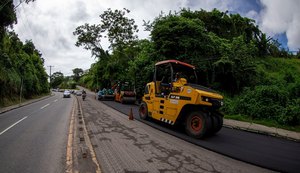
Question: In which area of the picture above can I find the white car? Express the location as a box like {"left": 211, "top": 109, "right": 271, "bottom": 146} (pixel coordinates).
{"left": 63, "top": 90, "right": 71, "bottom": 98}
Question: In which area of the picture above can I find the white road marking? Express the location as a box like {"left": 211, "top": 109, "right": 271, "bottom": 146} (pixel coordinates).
{"left": 0, "top": 116, "right": 28, "bottom": 136}
{"left": 53, "top": 99, "right": 58, "bottom": 102}
{"left": 40, "top": 103, "right": 50, "bottom": 109}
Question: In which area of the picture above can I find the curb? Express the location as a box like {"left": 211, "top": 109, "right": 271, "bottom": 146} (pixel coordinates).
{"left": 0, "top": 93, "right": 55, "bottom": 114}
{"left": 223, "top": 121, "right": 300, "bottom": 142}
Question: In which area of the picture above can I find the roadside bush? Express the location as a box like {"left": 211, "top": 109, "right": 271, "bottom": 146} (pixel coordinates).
{"left": 223, "top": 85, "right": 300, "bottom": 125}
{"left": 278, "top": 99, "right": 300, "bottom": 125}
{"left": 288, "top": 80, "right": 300, "bottom": 99}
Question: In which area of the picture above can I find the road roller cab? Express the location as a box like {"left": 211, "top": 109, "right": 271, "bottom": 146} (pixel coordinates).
{"left": 139, "top": 60, "right": 224, "bottom": 138}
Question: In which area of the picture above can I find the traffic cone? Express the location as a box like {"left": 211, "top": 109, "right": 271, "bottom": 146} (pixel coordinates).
{"left": 129, "top": 108, "right": 134, "bottom": 120}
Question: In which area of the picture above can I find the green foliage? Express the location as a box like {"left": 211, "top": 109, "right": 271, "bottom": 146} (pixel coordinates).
{"left": 151, "top": 14, "right": 211, "bottom": 60}
{"left": 50, "top": 72, "right": 64, "bottom": 88}
{"left": 0, "top": 0, "right": 35, "bottom": 38}
{"left": 225, "top": 85, "right": 300, "bottom": 126}
{"left": 0, "top": 31, "right": 49, "bottom": 106}
{"left": 74, "top": 8, "right": 140, "bottom": 92}
{"left": 59, "top": 78, "right": 77, "bottom": 89}
{"left": 73, "top": 23, "right": 104, "bottom": 57}
{"left": 180, "top": 8, "right": 260, "bottom": 42}
{"left": 127, "top": 40, "right": 157, "bottom": 98}
{"left": 0, "top": 0, "right": 17, "bottom": 29}
{"left": 281, "top": 99, "right": 300, "bottom": 126}
{"left": 72, "top": 68, "right": 83, "bottom": 82}
{"left": 240, "top": 86, "right": 288, "bottom": 118}
{"left": 212, "top": 36, "right": 258, "bottom": 93}
{"left": 223, "top": 58, "right": 300, "bottom": 126}
{"left": 99, "top": 8, "right": 138, "bottom": 49}
{"left": 73, "top": 8, "right": 300, "bottom": 128}
{"left": 73, "top": 8, "right": 138, "bottom": 58}
{"left": 149, "top": 9, "right": 262, "bottom": 93}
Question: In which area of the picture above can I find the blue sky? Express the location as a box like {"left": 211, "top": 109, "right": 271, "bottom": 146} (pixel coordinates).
{"left": 212, "top": 0, "right": 290, "bottom": 50}
{"left": 238, "top": 0, "right": 288, "bottom": 50}
{"left": 13, "top": 0, "right": 299, "bottom": 76}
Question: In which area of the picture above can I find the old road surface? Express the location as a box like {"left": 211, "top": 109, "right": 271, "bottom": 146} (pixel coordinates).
{"left": 0, "top": 93, "right": 73, "bottom": 173}
{"left": 77, "top": 90, "right": 299, "bottom": 173}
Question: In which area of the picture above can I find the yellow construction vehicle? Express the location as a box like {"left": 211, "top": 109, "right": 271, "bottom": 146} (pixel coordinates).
{"left": 139, "top": 60, "right": 224, "bottom": 138}
{"left": 114, "top": 81, "right": 136, "bottom": 104}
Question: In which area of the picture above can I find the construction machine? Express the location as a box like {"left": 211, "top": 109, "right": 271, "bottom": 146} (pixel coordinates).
{"left": 139, "top": 60, "right": 224, "bottom": 138}
{"left": 114, "top": 82, "right": 136, "bottom": 104}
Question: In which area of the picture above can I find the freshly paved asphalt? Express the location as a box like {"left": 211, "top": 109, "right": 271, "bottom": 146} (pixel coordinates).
{"left": 101, "top": 100, "right": 300, "bottom": 173}
{"left": 0, "top": 93, "right": 73, "bottom": 173}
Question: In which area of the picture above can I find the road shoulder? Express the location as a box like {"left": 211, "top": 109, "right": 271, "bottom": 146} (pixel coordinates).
{"left": 0, "top": 93, "right": 54, "bottom": 114}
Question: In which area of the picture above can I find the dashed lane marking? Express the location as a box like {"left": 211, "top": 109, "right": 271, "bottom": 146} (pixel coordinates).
{"left": 0, "top": 116, "right": 28, "bottom": 136}
{"left": 40, "top": 103, "right": 50, "bottom": 110}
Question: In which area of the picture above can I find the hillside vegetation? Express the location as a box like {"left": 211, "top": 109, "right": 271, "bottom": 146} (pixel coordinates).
{"left": 73, "top": 8, "right": 300, "bottom": 128}
{"left": 223, "top": 58, "right": 300, "bottom": 128}
{"left": 0, "top": 1, "right": 49, "bottom": 107}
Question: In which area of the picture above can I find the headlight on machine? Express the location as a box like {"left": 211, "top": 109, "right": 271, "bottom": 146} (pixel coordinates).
{"left": 201, "top": 96, "right": 224, "bottom": 107}
{"left": 202, "top": 96, "right": 209, "bottom": 102}
{"left": 201, "top": 96, "right": 210, "bottom": 102}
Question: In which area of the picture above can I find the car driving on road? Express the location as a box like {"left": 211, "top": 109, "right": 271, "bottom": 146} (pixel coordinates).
{"left": 63, "top": 90, "right": 71, "bottom": 98}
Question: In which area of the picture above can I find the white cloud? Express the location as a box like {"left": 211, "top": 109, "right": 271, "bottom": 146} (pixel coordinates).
{"left": 246, "top": 10, "right": 261, "bottom": 23}
{"left": 260, "top": 0, "right": 300, "bottom": 50}
{"left": 13, "top": 0, "right": 299, "bottom": 77}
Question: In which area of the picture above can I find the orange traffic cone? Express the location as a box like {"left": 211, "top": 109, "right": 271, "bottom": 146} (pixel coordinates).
{"left": 129, "top": 108, "right": 134, "bottom": 120}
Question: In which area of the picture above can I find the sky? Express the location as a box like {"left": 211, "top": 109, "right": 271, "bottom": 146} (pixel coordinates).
{"left": 12, "top": 0, "right": 300, "bottom": 76}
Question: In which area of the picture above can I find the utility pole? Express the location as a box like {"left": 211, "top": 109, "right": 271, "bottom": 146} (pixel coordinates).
{"left": 48, "top": 65, "right": 54, "bottom": 89}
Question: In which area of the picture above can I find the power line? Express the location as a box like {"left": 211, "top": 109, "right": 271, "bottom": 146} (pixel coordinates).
{"left": 14, "top": 0, "right": 26, "bottom": 10}
{"left": 0, "top": 0, "right": 12, "bottom": 12}
{"left": 0, "top": 0, "right": 26, "bottom": 12}
{"left": 18, "top": 1, "right": 35, "bottom": 42}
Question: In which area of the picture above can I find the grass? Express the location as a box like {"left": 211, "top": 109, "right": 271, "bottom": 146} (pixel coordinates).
{"left": 257, "top": 57, "right": 300, "bottom": 81}
{"left": 225, "top": 114, "right": 300, "bottom": 132}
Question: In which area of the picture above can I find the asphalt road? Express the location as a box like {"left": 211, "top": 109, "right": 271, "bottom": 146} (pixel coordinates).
{"left": 0, "top": 93, "right": 73, "bottom": 173}
{"left": 101, "top": 100, "right": 300, "bottom": 173}
{"left": 80, "top": 93, "right": 270, "bottom": 173}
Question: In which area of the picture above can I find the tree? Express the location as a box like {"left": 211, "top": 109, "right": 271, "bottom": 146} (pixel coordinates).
{"left": 50, "top": 72, "right": 64, "bottom": 88}
{"left": 127, "top": 39, "right": 157, "bottom": 98}
{"left": 99, "top": 8, "right": 138, "bottom": 49}
{"left": 72, "top": 68, "right": 83, "bottom": 82}
{"left": 0, "top": 0, "right": 35, "bottom": 37}
{"left": 180, "top": 8, "right": 260, "bottom": 42}
{"left": 150, "top": 14, "right": 213, "bottom": 61}
{"left": 212, "top": 36, "right": 258, "bottom": 93}
{"left": 0, "top": 1, "right": 50, "bottom": 105}
{"left": 73, "top": 23, "right": 105, "bottom": 58}
{"left": 73, "top": 8, "right": 139, "bottom": 87}
{"left": 73, "top": 8, "right": 138, "bottom": 59}
{"left": 1, "top": 31, "right": 49, "bottom": 105}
